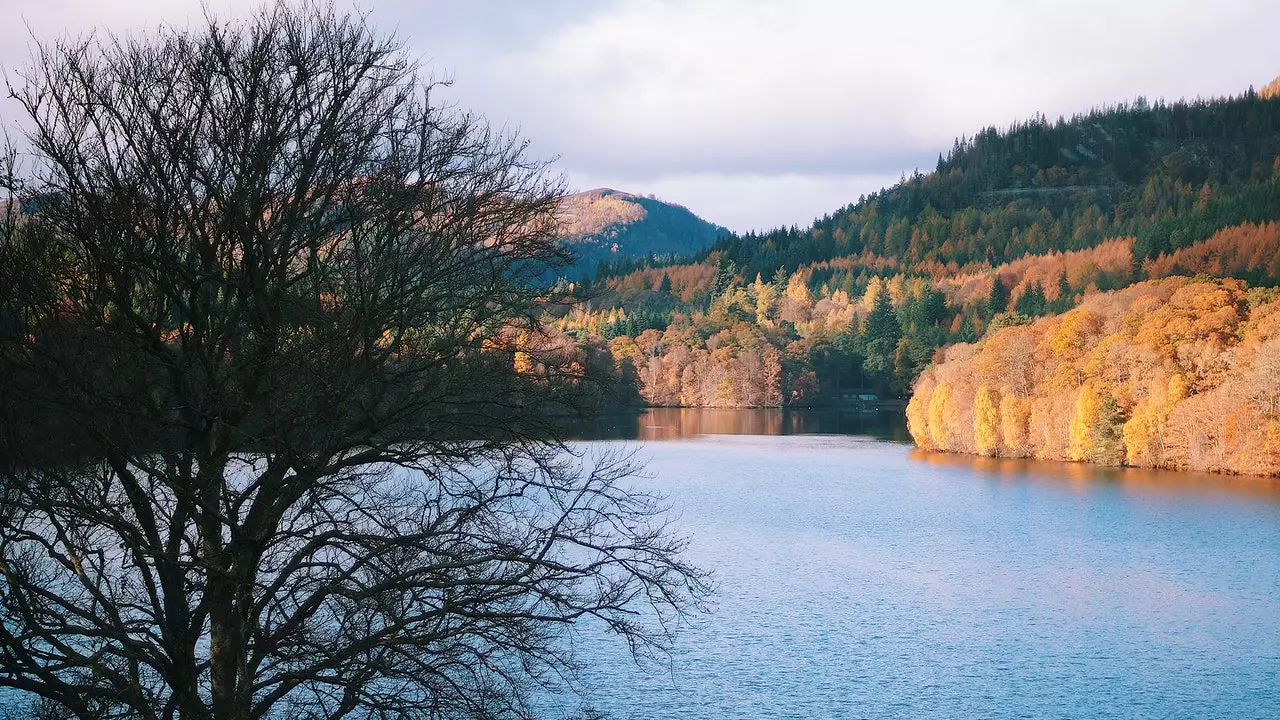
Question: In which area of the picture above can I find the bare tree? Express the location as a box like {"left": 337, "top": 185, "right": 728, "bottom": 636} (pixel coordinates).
{"left": 0, "top": 4, "right": 706, "bottom": 719}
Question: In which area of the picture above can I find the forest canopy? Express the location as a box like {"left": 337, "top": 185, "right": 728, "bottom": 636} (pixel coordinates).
{"left": 565, "top": 87, "right": 1280, "bottom": 411}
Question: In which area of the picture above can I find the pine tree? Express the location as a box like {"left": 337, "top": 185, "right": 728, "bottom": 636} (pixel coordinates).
{"left": 658, "top": 272, "right": 672, "bottom": 295}
{"left": 1052, "top": 272, "right": 1073, "bottom": 312}
{"left": 866, "top": 288, "right": 901, "bottom": 344}
{"left": 1015, "top": 281, "right": 1047, "bottom": 316}
{"left": 989, "top": 275, "right": 1010, "bottom": 314}
{"left": 713, "top": 257, "right": 737, "bottom": 297}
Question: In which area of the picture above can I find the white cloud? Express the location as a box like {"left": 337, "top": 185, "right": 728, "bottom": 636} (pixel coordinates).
{"left": 3, "top": 0, "right": 1279, "bottom": 232}
{"left": 486, "top": 0, "right": 1276, "bottom": 175}
{"left": 475, "top": 0, "right": 1279, "bottom": 228}
{"left": 1, "top": 0, "right": 260, "bottom": 51}
{"left": 1, "top": 0, "right": 272, "bottom": 135}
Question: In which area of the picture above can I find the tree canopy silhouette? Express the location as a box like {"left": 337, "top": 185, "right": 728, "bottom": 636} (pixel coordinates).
{"left": 0, "top": 3, "right": 706, "bottom": 719}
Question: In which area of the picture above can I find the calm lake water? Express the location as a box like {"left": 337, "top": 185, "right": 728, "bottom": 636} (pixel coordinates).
{"left": 547, "top": 408, "right": 1280, "bottom": 719}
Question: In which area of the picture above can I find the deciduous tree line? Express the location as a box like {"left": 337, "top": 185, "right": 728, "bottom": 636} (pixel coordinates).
{"left": 908, "top": 277, "right": 1280, "bottom": 476}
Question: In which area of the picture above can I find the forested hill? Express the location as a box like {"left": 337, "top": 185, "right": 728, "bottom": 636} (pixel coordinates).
{"left": 556, "top": 188, "right": 728, "bottom": 277}
{"left": 623, "top": 83, "right": 1280, "bottom": 281}
{"left": 545, "top": 82, "right": 1280, "bottom": 412}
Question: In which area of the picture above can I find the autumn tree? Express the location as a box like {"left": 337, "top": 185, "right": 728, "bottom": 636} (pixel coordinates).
{"left": 927, "top": 382, "right": 954, "bottom": 448}
{"left": 973, "top": 384, "right": 1002, "bottom": 456}
{"left": 0, "top": 5, "right": 706, "bottom": 719}
{"left": 905, "top": 375, "right": 935, "bottom": 448}
{"left": 908, "top": 276, "right": 1280, "bottom": 476}
{"left": 998, "top": 394, "right": 1030, "bottom": 456}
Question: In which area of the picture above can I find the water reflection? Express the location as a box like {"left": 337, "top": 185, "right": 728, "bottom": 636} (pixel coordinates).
{"left": 911, "top": 447, "right": 1280, "bottom": 503}
{"left": 542, "top": 432, "right": 1280, "bottom": 719}
{"left": 571, "top": 408, "right": 1280, "bottom": 502}
{"left": 570, "top": 407, "right": 911, "bottom": 442}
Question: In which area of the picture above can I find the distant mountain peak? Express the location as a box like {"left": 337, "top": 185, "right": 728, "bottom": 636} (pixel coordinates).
{"left": 580, "top": 187, "right": 631, "bottom": 197}
{"left": 555, "top": 188, "right": 727, "bottom": 276}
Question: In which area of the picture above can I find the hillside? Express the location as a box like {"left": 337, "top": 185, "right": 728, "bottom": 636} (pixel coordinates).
{"left": 556, "top": 188, "right": 727, "bottom": 278}
{"left": 554, "top": 85, "right": 1280, "bottom": 410}
{"left": 590, "top": 86, "right": 1280, "bottom": 290}
{"left": 708, "top": 88, "right": 1280, "bottom": 276}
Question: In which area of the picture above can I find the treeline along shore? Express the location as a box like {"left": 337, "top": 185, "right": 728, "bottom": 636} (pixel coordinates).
{"left": 555, "top": 84, "right": 1280, "bottom": 476}
{"left": 908, "top": 276, "right": 1280, "bottom": 476}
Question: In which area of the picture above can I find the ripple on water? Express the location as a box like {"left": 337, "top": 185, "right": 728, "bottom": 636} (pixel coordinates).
{"left": 543, "top": 411, "right": 1280, "bottom": 720}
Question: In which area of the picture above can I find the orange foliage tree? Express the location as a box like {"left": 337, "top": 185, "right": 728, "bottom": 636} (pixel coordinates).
{"left": 908, "top": 276, "right": 1280, "bottom": 476}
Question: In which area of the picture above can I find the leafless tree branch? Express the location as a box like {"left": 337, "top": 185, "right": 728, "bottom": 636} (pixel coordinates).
{"left": 0, "top": 3, "right": 709, "bottom": 719}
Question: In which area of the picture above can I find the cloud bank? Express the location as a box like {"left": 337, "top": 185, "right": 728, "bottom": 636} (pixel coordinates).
{"left": 3, "top": 0, "right": 1278, "bottom": 231}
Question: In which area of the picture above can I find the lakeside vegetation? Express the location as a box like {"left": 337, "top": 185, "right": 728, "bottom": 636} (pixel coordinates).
{"left": 557, "top": 84, "right": 1280, "bottom": 475}
{"left": 907, "top": 276, "right": 1280, "bottom": 476}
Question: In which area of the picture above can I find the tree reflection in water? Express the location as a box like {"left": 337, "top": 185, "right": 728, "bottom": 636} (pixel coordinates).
{"left": 571, "top": 408, "right": 911, "bottom": 441}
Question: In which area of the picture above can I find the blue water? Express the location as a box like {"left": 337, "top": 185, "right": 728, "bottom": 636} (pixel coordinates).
{"left": 548, "top": 411, "right": 1280, "bottom": 719}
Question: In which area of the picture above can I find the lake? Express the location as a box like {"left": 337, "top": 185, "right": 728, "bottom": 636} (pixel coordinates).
{"left": 547, "top": 408, "right": 1280, "bottom": 719}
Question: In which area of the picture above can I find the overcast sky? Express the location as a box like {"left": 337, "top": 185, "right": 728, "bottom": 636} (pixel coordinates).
{"left": 2, "top": 0, "right": 1278, "bottom": 231}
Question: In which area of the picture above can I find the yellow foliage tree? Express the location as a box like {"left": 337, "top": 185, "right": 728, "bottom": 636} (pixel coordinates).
{"left": 1050, "top": 308, "right": 1101, "bottom": 355}
{"left": 753, "top": 274, "right": 777, "bottom": 326}
{"left": 1123, "top": 371, "right": 1189, "bottom": 467}
{"left": 1068, "top": 382, "right": 1101, "bottom": 462}
{"left": 862, "top": 276, "right": 884, "bottom": 311}
{"left": 906, "top": 377, "right": 935, "bottom": 448}
{"left": 974, "top": 384, "right": 1002, "bottom": 456}
{"left": 1261, "top": 422, "right": 1280, "bottom": 471}
{"left": 908, "top": 276, "right": 1280, "bottom": 476}
{"left": 999, "top": 394, "right": 1030, "bottom": 456}
{"left": 786, "top": 273, "right": 813, "bottom": 304}
{"left": 513, "top": 350, "right": 535, "bottom": 375}
{"left": 1122, "top": 400, "right": 1163, "bottom": 467}
{"left": 886, "top": 274, "right": 907, "bottom": 307}
{"left": 927, "top": 382, "right": 953, "bottom": 448}
{"left": 513, "top": 331, "right": 536, "bottom": 375}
